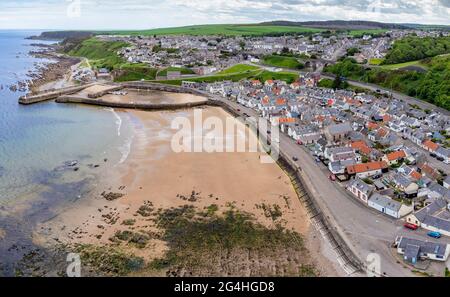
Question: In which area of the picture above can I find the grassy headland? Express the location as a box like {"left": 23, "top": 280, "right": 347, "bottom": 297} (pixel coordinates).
{"left": 66, "top": 37, "right": 158, "bottom": 81}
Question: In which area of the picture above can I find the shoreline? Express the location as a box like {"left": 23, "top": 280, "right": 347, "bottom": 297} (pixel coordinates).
{"left": 34, "top": 105, "right": 341, "bottom": 276}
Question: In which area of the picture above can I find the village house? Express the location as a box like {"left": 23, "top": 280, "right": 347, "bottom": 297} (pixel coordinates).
{"left": 382, "top": 150, "right": 406, "bottom": 166}
{"left": 346, "top": 161, "right": 388, "bottom": 179}
{"left": 389, "top": 173, "right": 419, "bottom": 198}
{"left": 406, "top": 199, "right": 450, "bottom": 237}
{"left": 395, "top": 236, "right": 450, "bottom": 264}
{"left": 368, "top": 193, "right": 413, "bottom": 219}
{"left": 347, "top": 178, "right": 375, "bottom": 203}
{"left": 325, "top": 122, "right": 353, "bottom": 143}
{"left": 422, "top": 139, "right": 439, "bottom": 153}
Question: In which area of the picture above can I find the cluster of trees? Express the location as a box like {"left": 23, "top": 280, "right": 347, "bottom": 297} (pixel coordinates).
{"left": 383, "top": 36, "right": 450, "bottom": 65}
{"left": 325, "top": 56, "right": 450, "bottom": 110}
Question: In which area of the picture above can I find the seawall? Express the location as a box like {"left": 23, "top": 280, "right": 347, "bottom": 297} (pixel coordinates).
{"left": 208, "top": 99, "right": 364, "bottom": 275}
{"left": 18, "top": 84, "right": 95, "bottom": 105}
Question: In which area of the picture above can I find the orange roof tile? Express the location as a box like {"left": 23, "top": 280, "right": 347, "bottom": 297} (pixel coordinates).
{"left": 423, "top": 140, "right": 439, "bottom": 152}
{"left": 351, "top": 141, "right": 372, "bottom": 155}
{"left": 386, "top": 150, "right": 406, "bottom": 161}
{"left": 346, "top": 161, "right": 387, "bottom": 174}
{"left": 410, "top": 171, "right": 422, "bottom": 181}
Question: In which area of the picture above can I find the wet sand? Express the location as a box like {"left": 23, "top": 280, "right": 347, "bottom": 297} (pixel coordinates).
{"left": 98, "top": 89, "right": 207, "bottom": 105}
{"left": 35, "top": 106, "right": 337, "bottom": 275}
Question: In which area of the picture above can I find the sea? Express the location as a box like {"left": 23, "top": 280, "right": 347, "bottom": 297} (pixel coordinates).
{"left": 0, "top": 30, "right": 135, "bottom": 275}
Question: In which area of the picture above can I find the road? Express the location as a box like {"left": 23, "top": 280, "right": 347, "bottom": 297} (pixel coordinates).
{"left": 213, "top": 96, "right": 450, "bottom": 277}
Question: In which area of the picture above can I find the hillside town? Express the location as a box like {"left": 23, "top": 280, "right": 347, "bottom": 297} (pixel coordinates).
{"left": 91, "top": 29, "right": 448, "bottom": 77}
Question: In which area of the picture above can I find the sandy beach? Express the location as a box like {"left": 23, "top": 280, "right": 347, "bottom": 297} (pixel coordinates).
{"left": 35, "top": 105, "right": 338, "bottom": 276}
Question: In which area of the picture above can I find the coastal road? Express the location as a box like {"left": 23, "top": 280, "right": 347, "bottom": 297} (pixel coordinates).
{"left": 213, "top": 96, "right": 450, "bottom": 277}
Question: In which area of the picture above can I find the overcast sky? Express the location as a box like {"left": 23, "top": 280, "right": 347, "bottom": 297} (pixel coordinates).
{"left": 0, "top": 0, "right": 449, "bottom": 30}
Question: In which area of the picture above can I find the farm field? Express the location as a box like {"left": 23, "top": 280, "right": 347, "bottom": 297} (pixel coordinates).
{"left": 98, "top": 24, "right": 324, "bottom": 36}
{"left": 262, "top": 55, "right": 305, "bottom": 69}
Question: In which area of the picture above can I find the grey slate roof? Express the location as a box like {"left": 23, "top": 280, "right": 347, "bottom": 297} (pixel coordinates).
{"left": 369, "top": 193, "right": 402, "bottom": 212}
{"left": 398, "top": 237, "right": 448, "bottom": 258}
{"left": 327, "top": 122, "right": 352, "bottom": 135}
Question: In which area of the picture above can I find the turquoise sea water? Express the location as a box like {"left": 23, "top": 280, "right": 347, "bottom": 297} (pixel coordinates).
{"left": 0, "top": 31, "right": 134, "bottom": 275}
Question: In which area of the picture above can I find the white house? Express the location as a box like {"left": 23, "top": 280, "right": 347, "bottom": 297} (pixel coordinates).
{"left": 395, "top": 236, "right": 450, "bottom": 264}
{"left": 368, "top": 193, "right": 413, "bottom": 219}
{"left": 347, "top": 178, "right": 375, "bottom": 204}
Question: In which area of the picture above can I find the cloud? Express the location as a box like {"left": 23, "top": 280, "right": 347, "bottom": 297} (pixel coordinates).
{"left": 0, "top": 0, "right": 448, "bottom": 29}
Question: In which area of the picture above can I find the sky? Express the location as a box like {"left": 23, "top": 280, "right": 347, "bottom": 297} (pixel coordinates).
{"left": 0, "top": 0, "right": 449, "bottom": 30}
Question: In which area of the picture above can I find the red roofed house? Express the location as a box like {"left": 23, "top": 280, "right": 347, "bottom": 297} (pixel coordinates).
{"left": 382, "top": 150, "right": 407, "bottom": 166}
{"left": 422, "top": 140, "right": 439, "bottom": 153}
{"left": 346, "top": 161, "right": 388, "bottom": 179}
{"left": 350, "top": 140, "right": 372, "bottom": 156}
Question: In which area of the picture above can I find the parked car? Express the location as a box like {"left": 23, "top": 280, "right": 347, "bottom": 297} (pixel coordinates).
{"left": 297, "top": 140, "right": 303, "bottom": 145}
{"left": 329, "top": 174, "right": 336, "bottom": 181}
{"left": 292, "top": 157, "right": 298, "bottom": 162}
{"left": 237, "top": 109, "right": 241, "bottom": 112}
{"left": 427, "top": 231, "right": 441, "bottom": 239}
{"left": 267, "top": 130, "right": 271, "bottom": 135}
{"left": 404, "top": 223, "right": 418, "bottom": 230}
{"left": 437, "top": 156, "right": 445, "bottom": 162}
{"left": 315, "top": 157, "right": 321, "bottom": 163}
{"left": 430, "top": 153, "right": 437, "bottom": 158}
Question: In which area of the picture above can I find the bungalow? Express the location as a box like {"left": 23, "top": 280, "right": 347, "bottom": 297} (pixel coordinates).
{"left": 395, "top": 236, "right": 450, "bottom": 264}
{"left": 422, "top": 140, "right": 439, "bottom": 153}
{"left": 347, "top": 178, "right": 375, "bottom": 203}
{"left": 406, "top": 199, "right": 450, "bottom": 237}
{"left": 382, "top": 150, "right": 406, "bottom": 166}
{"left": 346, "top": 161, "right": 388, "bottom": 179}
{"left": 368, "top": 193, "right": 413, "bottom": 218}
{"left": 390, "top": 173, "right": 419, "bottom": 198}
{"left": 435, "top": 147, "right": 450, "bottom": 164}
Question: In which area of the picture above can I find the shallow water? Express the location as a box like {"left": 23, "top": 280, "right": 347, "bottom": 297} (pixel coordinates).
{"left": 0, "top": 31, "right": 135, "bottom": 275}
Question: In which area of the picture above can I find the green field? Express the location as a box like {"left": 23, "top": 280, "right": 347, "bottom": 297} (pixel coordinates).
{"left": 157, "top": 67, "right": 195, "bottom": 77}
{"left": 217, "top": 64, "right": 260, "bottom": 74}
{"left": 262, "top": 55, "right": 305, "bottom": 69}
{"left": 369, "top": 58, "right": 384, "bottom": 65}
{"left": 155, "top": 64, "right": 299, "bottom": 85}
{"left": 98, "top": 24, "right": 324, "bottom": 36}
{"left": 379, "top": 60, "right": 428, "bottom": 71}
{"left": 346, "top": 29, "right": 387, "bottom": 37}
{"left": 68, "top": 38, "right": 129, "bottom": 69}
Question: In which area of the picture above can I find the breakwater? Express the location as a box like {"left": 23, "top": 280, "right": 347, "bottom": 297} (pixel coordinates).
{"left": 18, "top": 83, "right": 95, "bottom": 104}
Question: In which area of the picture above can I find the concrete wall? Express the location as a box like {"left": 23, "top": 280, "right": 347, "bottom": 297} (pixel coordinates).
{"left": 18, "top": 83, "right": 95, "bottom": 105}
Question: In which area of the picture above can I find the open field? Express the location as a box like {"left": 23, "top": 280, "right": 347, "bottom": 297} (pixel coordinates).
{"left": 157, "top": 67, "right": 195, "bottom": 77}
{"left": 217, "top": 64, "right": 260, "bottom": 74}
{"left": 379, "top": 60, "right": 428, "bottom": 71}
{"left": 262, "top": 55, "right": 305, "bottom": 69}
{"left": 98, "top": 24, "right": 324, "bottom": 36}
{"left": 345, "top": 29, "right": 387, "bottom": 37}
{"left": 368, "top": 58, "right": 383, "bottom": 65}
